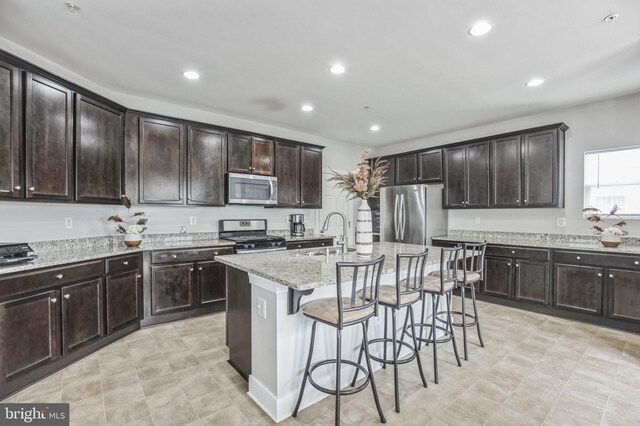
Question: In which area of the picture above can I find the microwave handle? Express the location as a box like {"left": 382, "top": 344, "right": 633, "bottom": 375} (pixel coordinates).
{"left": 269, "top": 179, "right": 274, "bottom": 200}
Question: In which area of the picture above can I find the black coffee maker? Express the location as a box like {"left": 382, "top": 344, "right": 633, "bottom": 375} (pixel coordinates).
{"left": 289, "top": 214, "right": 305, "bottom": 237}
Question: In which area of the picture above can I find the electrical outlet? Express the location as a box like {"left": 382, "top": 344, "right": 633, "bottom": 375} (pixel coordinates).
{"left": 557, "top": 217, "right": 566, "bottom": 227}
{"left": 189, "top": 216, "right": 197, "bottom": 225}
{"left": 257, "top": 297, "right": 267, "bottom": 319}
{"left": 65, "top": 217, "right": 73, "bottom": 229}
{"left": 475, "top": 217, "right": 481, "bottom": 225}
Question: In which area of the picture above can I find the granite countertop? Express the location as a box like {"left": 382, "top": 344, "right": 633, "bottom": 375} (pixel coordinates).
{"left": 432, "top": 234, "right": 640, "bottom": 255}
{"left": 217, "top": 242, "right": 452, "bottom": 291}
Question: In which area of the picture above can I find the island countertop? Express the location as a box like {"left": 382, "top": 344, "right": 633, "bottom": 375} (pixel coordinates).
{"left": 217, "top": 242, "right": 450, "bottom": 291}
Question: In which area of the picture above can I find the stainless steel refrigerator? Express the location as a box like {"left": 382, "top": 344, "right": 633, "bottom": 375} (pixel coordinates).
{"left": 380, "top": 185, "right": 447, "bottom": 245}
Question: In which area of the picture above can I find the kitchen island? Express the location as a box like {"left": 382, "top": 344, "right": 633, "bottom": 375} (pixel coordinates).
{"left": 217, "top": 242, "right": 454, "bottom": 422}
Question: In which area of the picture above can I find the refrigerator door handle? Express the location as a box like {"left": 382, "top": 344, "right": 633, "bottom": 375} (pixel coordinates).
{"left": 399, "top": 194, "right": 406, "bottom": 240}
{"left": 393, "top": 194, "right": 399, "bottom": 240}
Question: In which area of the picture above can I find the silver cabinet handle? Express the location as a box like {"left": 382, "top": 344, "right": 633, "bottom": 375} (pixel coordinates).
{"left": 123, "top": 261, "right": 129, "bottom": 265}
{"left": 50, "top": 298, "right": 57, "bottom": 303}
{"left": 635, "top": 261, "right": 639, "bottom": 265}
{"left": 214, "top": 252, "right": 218, "bottom": 255}
{"left": 515, "top": 264, "right": 519, "bottom": 268}
{"left": 172, "top": 254, "right": 178, "bottom": 258}
{"left": 576, "top": 256, "right": 581, "bottom": 260}
{"left": 198, "top": 267, "right": 203, "bottom": 271}
{"left": 64, "top": 294, "right": 70, "bottom": 299}
{"left": 524, "top": 199, "right": 528, "bottom": 203}
{"left": 609, "top": 274, "right": 614, "bottom": 278}
{"left": 507, "top": 263, "right": 511, "bottom": 266}
{"left": 516, "top": 199, "right": 520, "bottom": 203}
{"left": 136, "top": 274, "right": 142, "bottom": 279}
{"left": 597, "top": 273, "right": 602, "bottom": 277}
{"left": 28, "top": 187, "right": 35, "bottom": 191}
{"left": 56, "top": 274, "right": 64, "bottom": 279}
{"left": 301, "top": 200, "right": 305, "bottom": 204}
{"left": 190, "top": 268, "right": 194, "bottom": 272}
{"left": 297, "top": 245, "right": 302, "bottom": 248}
{"left": 511, "top": 250, "right": 516, "bottom": 254}
{"left": 14, "top": 185, "right": 21, "bottom": 190}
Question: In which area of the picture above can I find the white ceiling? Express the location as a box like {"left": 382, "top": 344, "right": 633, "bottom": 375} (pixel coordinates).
{"left": 1, "top": 0, "right": 639, "bottom": 147}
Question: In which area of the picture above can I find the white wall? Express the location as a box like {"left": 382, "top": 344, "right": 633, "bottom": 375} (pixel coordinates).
{"left": 375, "top": 92, "right": 640, "bottom": 237}
{"left": 0, "top": 37, "right": 364, "bottom": 242}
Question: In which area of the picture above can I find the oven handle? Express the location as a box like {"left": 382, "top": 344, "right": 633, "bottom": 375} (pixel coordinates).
{"left": 235, "top": 247, "right": 286, "bottom": 254}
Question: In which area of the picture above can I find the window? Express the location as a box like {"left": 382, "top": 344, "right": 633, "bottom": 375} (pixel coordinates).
{"left": 584, "top": 146, "right": 640, "bottom": 217}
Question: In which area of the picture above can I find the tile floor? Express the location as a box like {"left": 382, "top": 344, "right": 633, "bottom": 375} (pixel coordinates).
{"left": 3, "top": 298, "right": 640, "bottom": 425}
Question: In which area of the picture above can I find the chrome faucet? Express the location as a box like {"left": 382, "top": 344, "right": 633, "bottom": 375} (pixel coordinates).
{"left": 321, "top": 212, "right": 348, "bottom": 253}
{"left": 180, "top": 226, "right": 187, "bottom": 234}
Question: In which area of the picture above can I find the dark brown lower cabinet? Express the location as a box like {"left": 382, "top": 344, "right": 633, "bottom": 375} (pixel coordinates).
{"left": 483, "top": 256, "right": 512, "bottom": 299}
{"left": 151, "top": 263, "right": 195, "bottom": 315}
{"left": 106, "top": 271, "right": 141, "bottom": 334}
{"left": 514, "top": 260, "right": 550, "bottom": 305}
{"left": 61, "top": 279, "right": 103, "bottom": 354}
{"left": 226, "top": 267, "right": 251, "bottom": 379}
{"left": 607, "top": 269, "right": 640, "bottom": 323}
{"left": 554, "top": 264, "right": 603, "bottom": 315}
{"left": 198, "top": 261, "right": 226, "bottom": 305}
{"left": 0, "top": 290, "right": 60, "bottom": 383}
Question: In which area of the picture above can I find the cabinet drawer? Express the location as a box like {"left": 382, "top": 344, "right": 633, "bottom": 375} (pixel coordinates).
{"left": 107, "top": 254, "right": 141, "bottom": 275}
{"left": 554, "top": 250, "right": 640, "bottom": 271}
{"left": 286, "top": 239, "right": 334, "bottom": 250}
{"left": 486, "top": 245, "right": 550, "bottom": 261}
{"left": 0, "top": 260, "right": 103, "bottom": 299}
{"left": 151, "top": 247, "right": 232, "bottom": 264}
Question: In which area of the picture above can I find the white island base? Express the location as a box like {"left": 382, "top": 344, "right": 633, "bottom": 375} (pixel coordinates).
{"left": 246, "top": 267, "right": 446, "bottom": 423}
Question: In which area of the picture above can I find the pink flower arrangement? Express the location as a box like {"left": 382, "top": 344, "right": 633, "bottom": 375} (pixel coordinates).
{"left": 328, "top": 150, "right": 389, "bottom": 200}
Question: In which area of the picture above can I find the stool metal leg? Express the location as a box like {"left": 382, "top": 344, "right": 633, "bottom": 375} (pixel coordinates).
{"left": 471, "top": 283, "right": 485, "bottom": 348}
{"left": 396, "top": 308, "right": 410, "bottom": 359}
{"left": 461, "top": 283, "right": 468, "bottom": 360}
{"left": 335, "top": 328, "right": 342, "bottom": 426}
{"left": 292, "top": 321, "right": 318, "bottom": 417}
{"left": 391, "top": 308, "right": 400, "bottom": 413}
{"left": 350, "top": 322, "right": 366, "bottom": 387}
{"left": 447, "top": 292, "right": 462, "bottom": 367}
{"left": 408, "top": 305, "right": 428, "bottom": 388}
{"left": 382, "top": 307, "right": 388, "bottom": 369}
{"left": 432, "top": 294, "right": 439, "bottom": 384}
{"left": 362, "top": 321, "right": 386, "bottom": 424}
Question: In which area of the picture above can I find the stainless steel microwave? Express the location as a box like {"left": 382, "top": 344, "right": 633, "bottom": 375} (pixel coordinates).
{"left": 226, "top": 173, "right": 278, "bottom": 205}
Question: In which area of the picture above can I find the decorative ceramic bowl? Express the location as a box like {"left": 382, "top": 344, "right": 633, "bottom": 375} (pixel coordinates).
{"left": 124, "top": 234, "right": 142, "bottom": 247}
{"left": 601, "top": 234, "right": 621, "bottom": 248}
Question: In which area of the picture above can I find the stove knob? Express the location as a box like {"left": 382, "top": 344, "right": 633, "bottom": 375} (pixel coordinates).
{"left": 243, "top": 244, "right": 249, "bottom": 250}
{"left": 250, "top": 244, "right": 256, "bottom": 249}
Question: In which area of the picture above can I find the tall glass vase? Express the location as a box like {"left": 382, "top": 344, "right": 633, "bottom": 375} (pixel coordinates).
{"left": 356, "top": 198, "right": 373, "bottom": 257}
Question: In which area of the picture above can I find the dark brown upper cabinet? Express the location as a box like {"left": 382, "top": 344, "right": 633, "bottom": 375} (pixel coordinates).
{"left": 275, "top": 142, "right": 301, "bottom": 207}
{"left": 444, "top": 142, "right": 490, "bottom": 208}
{"left": 75, "top": 95, "right": 124, "bottom": 204}
{"left": 0, "top": 59, "right": 22, "bottom": 199}
{"left": 523, "top": 127, "right": 564, "bottom": 207}
{"left": 300, "top": 146, "right": 322, "bottom": 208}
{"left": 138, "top": 117, "right": 185, "bottom": 205}
{"left": 381, "top": 156, "right": 395, "bottom": 187}
{"left": 491, "top": 135, "right": 522, "bottom": 208}
{"left": 187, "top": 126, "right": 226, "bottom": 206}
{"left": 444, "top": 146, "right": 466, "bottom": 207}
{"left": 25, "top": 73, "right": 73, "bottom": 201}
{"left": 228, "top": 133, "right": 274, "bottom": 175}
{"left": 418, "top": 149, "right": 443, "bottom": 183}
{"left": 395, "top": 153, "right": 418, "bottom": 185}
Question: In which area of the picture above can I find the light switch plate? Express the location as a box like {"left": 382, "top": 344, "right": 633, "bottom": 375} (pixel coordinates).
{"left": 257, "top": 297, "right": 267, "bottom": 319}
{"left": 65, "top": 217, "right": 73, "bottom": 229}
{"left": 189, "top": 216, "right": 197, "bottom": 225}
{"left": 557, "top": 217, "right": 566, "bottom": 227}
{"left": 475, "top": 216, "right": 481, "bottom": 225}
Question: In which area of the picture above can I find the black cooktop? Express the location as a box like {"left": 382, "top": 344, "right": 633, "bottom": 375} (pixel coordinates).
{"left": 223, "top": 235, "right": 285, "bottom": 243}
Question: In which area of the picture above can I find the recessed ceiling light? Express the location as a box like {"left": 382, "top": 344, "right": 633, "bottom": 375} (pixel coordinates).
{"left": 329, "top": 63, "right": 346, "bottom": 75}
{"left": 604, "top": 13, "right": 620, "bottom": 22}
{"left": 468, "top": 21, "right": 492, "bottom": 36}
{"left": 525, "top": 78, "right": 545, "bottom": 87}
{"left": 370, "top": 125, "right": 381, "bottom": 132}
{"left": 64, "top": 2, "right": 80, "bottom": 13}
{"left": 301, "top": 104, "right": 314, "bottom": 112}
{"left": 182, "top": 71, "right": 200, "bottom": 80}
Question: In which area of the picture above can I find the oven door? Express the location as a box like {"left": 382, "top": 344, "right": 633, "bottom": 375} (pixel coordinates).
{"left": 226, "top": 173, "right": 278, "bottom": 205}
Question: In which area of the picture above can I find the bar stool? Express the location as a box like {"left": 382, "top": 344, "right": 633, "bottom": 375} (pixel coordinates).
{"left": 292, "top": 256, "right": 387, "bottom": 426}
{"left": 400, "top": 247, "right": 462, "bottom": 384}
{"left": 351, "top": 250, "right": 429, "bottom": 413}
{"left": 454, "top": 243, "right": 487, "bottom": 360}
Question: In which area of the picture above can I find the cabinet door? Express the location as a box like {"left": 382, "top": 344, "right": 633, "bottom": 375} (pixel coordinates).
{"left": 491, "top": 135, "right": 522, "bottom": 208}
{"left": 554, "top": 264, "right": 603, "bottom": 315}
{"left": 227, "top": 133, "right": 252, "bottom": 173}
{"left": 75, "top": 95, "right": 123, "bottom": 203}
{"left": 0, "top": 290, "right": 60, "bottom": 382}
{"left": 395, "top": 153, "right": 418, "bottom": 185}
{"left": 25, "top": 74, "right": 73, "bottom": 201}
{"left": 514, "top": 259, "right": 549, "bottom": 305}
{"left": 465, "top": 142, "right": 490, "bottom": 208}
{"left": 198, "top": 261, "right": 226, "bottom": 305}
{"left": 483, "top": 256, "right": 512, "bottom": 298}
{"left": 151, "top": 263, "right": 194, "bottom": 315}
{"left": 418, "top": 150, "right": 443, "bottom": 183}
{"left": 275, "top": 142, "right": 301, "bottom": 206}
{"left": 300, "top": 147, "right": 322, "bottom": 208}
{"left": 523, "top": 129, "right": 560, "bottom": 207}
{"left": 187, "top": 126, "right": 225, "bottom": 206}
{"left": 382, "top": 156, "right": 395, "bottom": 187}
{"left": 106, "top": 271, "right": 140, "bottom": 334}
{"left": 251, "top": 138, "right": 274, "bottom": 175}
{"left": 607, "top": 269, "right": 640, "bottom": 323}
{"left": 139, "top": 117, "right": 184, "bottom": 204}
{"left": 61, "top": 279, "right": 103, "bottom": 354}
{"left": 0, "top": 60, "right": 22, "bottom": 199}
{"left": 443, "top": 146, "right": 466, "bottom": 208}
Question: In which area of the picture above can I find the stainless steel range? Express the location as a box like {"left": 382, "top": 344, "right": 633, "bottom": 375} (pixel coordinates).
{"left": 219, "top": 219, "right": 286, "bottom": 253}
{"left": 0, "top": 243, "right": 37, "bottom": 265}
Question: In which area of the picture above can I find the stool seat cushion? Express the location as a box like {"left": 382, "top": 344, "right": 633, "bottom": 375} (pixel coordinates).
{"left": 423, "top": 275, "right": 455, "bottom": 294}
{"left": 363, "top": 285, "right": 421, "bottom": 306}
{"left": 429, "top": 270, "right": 481, "bottom": 283}
{"left": 302, "top": 297, "right": 374, "bottom": 324}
